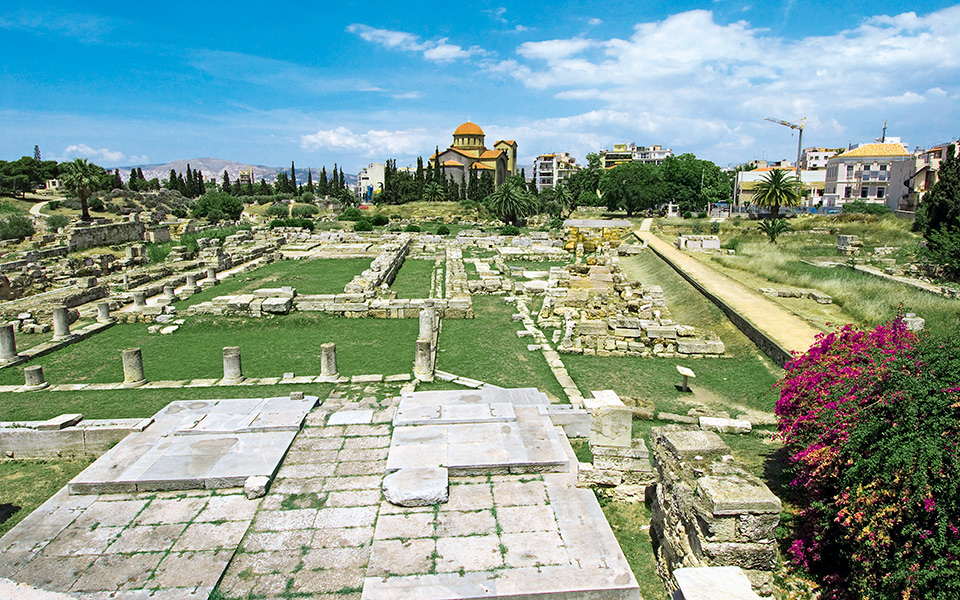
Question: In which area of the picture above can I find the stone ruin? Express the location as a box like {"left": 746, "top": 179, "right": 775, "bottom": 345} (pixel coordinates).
{"left": 836, "top": 234, "right": 863, "bottom": 255}
{"left": 562, "top": 218, "right": 633, "bottom": 254}
{"left": 538, "top": 254, "right": 725, "bottom": 358}
{"left": 674, "top": 235, "right": 721, "bottom": 252}
{"left": 650, "top": 426, "right": 781, "bottom": 596}
{"left": 758, "top": 287, "right": 833, "bottom": 304}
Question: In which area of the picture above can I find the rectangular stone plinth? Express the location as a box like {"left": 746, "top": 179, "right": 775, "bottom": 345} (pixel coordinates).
{"left": 584, "top": 390, "right": 632, "bottom": 448}
{"left": 696, "top": 476, "right": 782, "bottom": 516}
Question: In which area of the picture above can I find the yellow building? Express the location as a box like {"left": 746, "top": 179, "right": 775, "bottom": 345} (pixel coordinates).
{"left": 430, "top": 122, "right": 517, "bottom": 186}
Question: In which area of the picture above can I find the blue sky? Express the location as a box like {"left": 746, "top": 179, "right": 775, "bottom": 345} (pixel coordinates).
{"left": 1, "top": 1, "right": 958, "bottom": 173}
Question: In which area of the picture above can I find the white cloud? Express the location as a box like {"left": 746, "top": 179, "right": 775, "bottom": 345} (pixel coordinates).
{"left": 300, "top": 126, "right": 438, "bottom": 158}
{"left": 487, "top": 6, "right": 960, "bottom": 163}
{"left": 588, "top": 18, "right": 602, "bottom": 26}
{"left": 392, "top": 91, "right": 423, "bottom": 100}
{"left": 347, "top": 24, "right": 484, "bottom": 63}
{"left": 59, "top": 144, "right": 147, "bottom": 166}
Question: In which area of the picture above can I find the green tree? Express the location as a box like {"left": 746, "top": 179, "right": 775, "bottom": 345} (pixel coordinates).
{"left": 916, "top": 145, "right": 960, "bottom": 277}
{"left": 192, "top": 192, "right": 243, "bottom": 222}
{"left": 600, "top": 161, "right": 664, "bottom": 216}
{"left": 486, "top": 177, "right": 536, "bottom": 226}
{"left": 553, "top": 183, "right": 574, "bottom": 218}
{"left": 221, "top": 170, "right": 231, "bottom": 192}
{"left": 422, "top": 180, "right": 445, "bottom": 202}
{"left": 752, "top": 168, "right": 802, "bottom": 219}
{"left": 60, "top": 158, "right": 102, "bottom": 221}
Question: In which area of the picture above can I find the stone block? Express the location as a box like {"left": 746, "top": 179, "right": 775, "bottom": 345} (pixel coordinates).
{"left": 646, "top": 325, "right": 677, "bottom": 339}
{"left": 245, "top": 475, "right": 270, "bottom": 499}
{"left": 674, "top": 566, "right": 762, "bottom": 600}
{"left": 262, "top": 297, "right": 292, "bottom": 314}
{"left": 538, "top": 405, "right": 590, "bottom": 438}
{"left": 37, "top": 413, "right": 83, "bottom": 431}
{"left": 382, "top": 467, "right": 449, "bottom": 507}
{"left": 661, "top": 429, "right": 729, "bottom": 458}
{"left": 585, "top": 391, "right": 632, "bottom": 448}
{"left": 696, "top": 475, "right": 782, "bottom": 516}
{"left": 576, "top": 462, "right": 622, "bottom": 487}
{"left": 699, "top": 417, "right": 752, "bottom": 434}
{"left": 677, "top": 338, "right": 725, "bottom": 354}
{"left": 577, "top": 320, "right": 607, "bottom": 336}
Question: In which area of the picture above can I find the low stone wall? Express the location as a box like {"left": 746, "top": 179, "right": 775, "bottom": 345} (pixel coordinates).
{"left": 644, "top": 239, "right": 793, "bottom": 367}
{"left": 344, "top": 235, "right": 410, "bottom": 293}
{"left": 0, "top": 284, "right": 109, "bottom": 318}
{"left": 650, "top": 426, "right": 781, "bottom": 596}
{"left": 0, "top": 414, "right": 152, "bottom": 458}
{"left": 66, "top": 221, "right": 145, "bottom": 252}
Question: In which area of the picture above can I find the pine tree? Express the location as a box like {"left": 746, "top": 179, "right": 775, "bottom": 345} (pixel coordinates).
{"left": 222, "top": 170, "right": 231, "bottom": 192}
{"left": 185, "top": 165, "right": 194, "bottom": 197}
{"left": 165, "top": 169, "right": 178, "bottom": 190}
{"left": 306, "top": 168, "right": 314, "bottom": 192}
{"left": 113, "top": 169, "right": 123, "bottom": 190}
{"left": 332, "top": 164, "right": 339, "bottom": 190}
{"left": 320, "top": 167, "right": 328, "bottom": 196}
{"left": 339, "top": 167, "right": 345, "bottom": 190}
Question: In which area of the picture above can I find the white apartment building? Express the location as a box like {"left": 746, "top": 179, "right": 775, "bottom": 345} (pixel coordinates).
{"left": 533, "top": 152, "right": 580, "bottom": 192}
{"left": 599, "top": 144, "right": 673, "bottom": 169}
{"left": 356, "top": 162, "right": 386, "bottom": 202}
{"left": 823, "top": 141, "right": 911, "bottom": 207}
{"left": 800, "top": 147, "right": 844, "bottom": 170}
{"left": 887, "top": 141, "right": 958, "bottom": 213}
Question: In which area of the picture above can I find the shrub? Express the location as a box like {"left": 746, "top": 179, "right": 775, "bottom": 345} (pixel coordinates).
{"left": 265, "top": 203, "right": 289, "bottom": 218}
{"left": 46, "top": 214, "right": 69, "bottom": 230}
{"left": 757, "top": 218, "right": 790, "bottom": 243}
{"left": 353, "top": 218, "right": 373, "bottom": 232}
{"left": 697, "top": 211, "right": 707, "bottom": 219}
{"left": 548, "top": 217, "right": 564, "bottom": 230}
{"left": 89, "top": 197, "right": 105, "bottom": 212}
{"left": 341, "top": 207, "right": 364, "bottom": 221}
{"left": 300, "top": 191, "right": 315, "bottom": 203}
{"left": 0, "top": 215, "right": 35, "bottom": 240}
{"left": 436, "top": 224, "right": 450, "bottom": 235}
{"left": 682, "top": 211, "right": 693, "bottom": 219}
{"left": 776, "top": 318, "right": 956, "bottom": 599}
{"left": 46, "top": 200, "right": 61, "bottom": 211}
{"left": 500, "top": 224, "right": 521, "bottom": 236}
{"left": 390, "top": 213, "right": 402, "bottom": 220}
{"left": 371, "top": 214, "right": 389, "bottom": 227}
{"left": 192, "top": 192, "right": 243, "bottom": 221}
{"left": 290, "top": 204, "right": 318, "bottom": 218}
{"left": 709, "top": 222, "right": 720, "bottom": 234}
{"left": 691, "top": 224, "right": 703, "bottom": 234}
{"left": 842, "top": 199, "right": 891, "bottom": 215}
{"left": 403, "top": 224, "right": 421, "bottom": 232}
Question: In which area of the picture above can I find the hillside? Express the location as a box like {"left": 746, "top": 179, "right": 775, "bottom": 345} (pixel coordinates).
{"left": 116, "top": 158, "right": 357, "bottom": 186}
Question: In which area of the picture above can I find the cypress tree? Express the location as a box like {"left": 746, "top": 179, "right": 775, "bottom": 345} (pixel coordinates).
{"left": 113, "top": 169, "right": 123, "bottom": 190}
{"left": 320, "top": 167, "right": 328, "bottom": 195}
{"left": 290, "top": 161, "right": 297, "bottom": 190}
{"left": 185, "top": 165, "right": 194, "bottom": 196}
{"left": 166, "top": 169, "right": 178, "bottom": 190}
{"left": 222, "top": 170, "right": 231, "bottom": 192}
{"left": 306, "top": 168, "right": 314, "bottom": 192}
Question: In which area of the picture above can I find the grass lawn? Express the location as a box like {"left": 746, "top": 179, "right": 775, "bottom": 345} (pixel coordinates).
{"left": 391, "top": 259, "right": 437, "bottom": 299}
{"left": 177, "top": 258, "right": 371, "bottom": 308}
{"left": 438, "top": 296, "right": 566, "bottom": 401}
{"left": 0, "top": 457, "right": 95, "bottom": 537}
{"left": 0, "top": 314, "right": 417, "bottom": 386}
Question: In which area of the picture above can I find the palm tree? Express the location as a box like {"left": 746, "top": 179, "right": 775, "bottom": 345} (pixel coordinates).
{"left": 486, "top": 179, "right": 535, "bottom": 226}
{"left": 60, "top": 158, "right": 98, "bottom": 221}
{"left": 752, "top": 169, "right": 801, "bottom": 219}
{"left": 554, "top": 183, "right": 574, "bottom": 218}
{"left": 422, "top": 180, "right": 445, "bottom": 202}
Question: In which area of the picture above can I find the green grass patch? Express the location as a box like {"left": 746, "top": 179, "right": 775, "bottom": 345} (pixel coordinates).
{"left": 177, "top": 258, "right": 371, "bottom": 308}
{"left": 600, "top": 499, "right": 665, "bottom": 599}
{"left": 0, "top": 382, "right": 335, "bottom": 422}
{"left": 391, "top": 259, "right": 437, "bottom": 299}
{"left": 0, "top": 457, "right": 96, "bottom": 537}
{"left": 0, "top": 314, "right": 416, "bottom": 386}
{"left": 438, "top": 296, "right": 566, "bottom": 401}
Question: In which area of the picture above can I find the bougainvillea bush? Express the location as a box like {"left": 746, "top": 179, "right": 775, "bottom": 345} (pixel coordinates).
{"left": 776, "top": 319, "right": 960, "bottom": 599}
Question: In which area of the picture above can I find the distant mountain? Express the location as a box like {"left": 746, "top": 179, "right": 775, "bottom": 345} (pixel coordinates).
{"left": 116, "top": 158, "right": 357, "bottom": 186}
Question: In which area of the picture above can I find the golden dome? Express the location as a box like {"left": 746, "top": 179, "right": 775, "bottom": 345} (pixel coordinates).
{"left": 454, "top": 121, "right": 484, "bottom": 136}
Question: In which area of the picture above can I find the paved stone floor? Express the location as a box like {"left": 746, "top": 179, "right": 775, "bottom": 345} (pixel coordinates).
{"left": 0, "top": 382, "right": 637, "bottom": 600}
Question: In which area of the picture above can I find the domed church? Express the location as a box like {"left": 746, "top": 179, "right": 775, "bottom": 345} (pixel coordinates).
{"left": 429, "top": 122, "right": 517, "bottom": 186}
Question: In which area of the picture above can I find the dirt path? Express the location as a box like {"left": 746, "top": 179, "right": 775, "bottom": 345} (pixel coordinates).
{"left": 29, "top": 200, "right": 50, "bottom": 217}
{"left": 637, "top": 218, "right": 821, "bottom": 358}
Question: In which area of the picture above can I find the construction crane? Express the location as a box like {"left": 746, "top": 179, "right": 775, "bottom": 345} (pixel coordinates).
{"left": 764, "top": 117, "right": 806, "bottom": 196}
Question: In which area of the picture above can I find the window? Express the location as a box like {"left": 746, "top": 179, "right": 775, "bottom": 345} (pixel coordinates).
{"left": 844, "top": 187, "right": 852, "bottom": 198}
{"left": 861, "top": 187, "right": 870, "bottom": 198}
{"left": 847, "top": 165, "right": 855, "bottom": 178}
{"left": 877, "top": 187, "right": 885, "bottom": 199}
{"left": 879, "top": 164, "right": 887, "bottom": 171}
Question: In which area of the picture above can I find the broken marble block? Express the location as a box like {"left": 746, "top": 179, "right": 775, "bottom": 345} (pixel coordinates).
{"left": 383, "top": 467, "right": 449, "bottom": 507}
